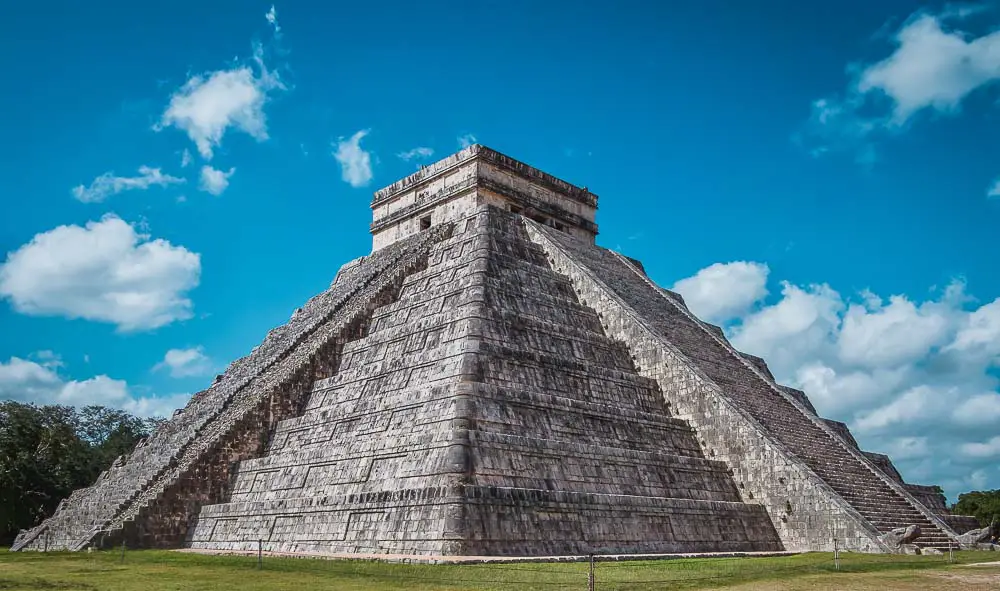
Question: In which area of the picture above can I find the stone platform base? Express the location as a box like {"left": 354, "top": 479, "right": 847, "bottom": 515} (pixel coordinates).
{"left": 175, "top": 547, "right": 799, "bottom": 564}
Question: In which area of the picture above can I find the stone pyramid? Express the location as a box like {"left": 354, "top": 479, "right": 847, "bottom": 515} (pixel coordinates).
{"left": 14, "top": 146, "right": 968, "bottom": 556}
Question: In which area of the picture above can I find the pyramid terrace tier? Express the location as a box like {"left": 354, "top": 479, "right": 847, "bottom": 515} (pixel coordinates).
{"left": 222, "top": 422, "right": 745, "bottom": 504}
{"left": 191, "top": 485, "right": 781, "bottom": 556}
{"left": 187, "top": 206, "right": 782, "bottom": 555}
{"left": 275, "top": 382, "right": 706, "bottom": 458}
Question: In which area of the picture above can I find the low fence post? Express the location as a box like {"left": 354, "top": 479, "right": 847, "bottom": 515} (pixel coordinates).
{"left": 833, "top": 538, "right": 840, "bottom": 571}
{"left": 258, "top": 539, "right": 263, "bottom": 570}
{"left": 949, "top": 541, "right": 954, "bottom": 564}
{"left": 588, "top": 554, "right": 595, "bottom": 591}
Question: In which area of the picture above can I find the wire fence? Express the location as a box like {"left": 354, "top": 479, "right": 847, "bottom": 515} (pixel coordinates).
{"left": 13, "top": 536, "right": 991, "bottom": 591}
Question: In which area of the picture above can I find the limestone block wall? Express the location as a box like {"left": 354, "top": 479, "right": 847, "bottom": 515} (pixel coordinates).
{"left": 371, "top": 157, "right": 479, "bottom": 250}
{"left": 189, "top": 223, "right": 498, "bottom": 555}
{"left": 523, "top": 221, "right": 889, "bottom": 553}
{"left": 190, "top": 206, "right": 781, "bottom": 557}
{"left": 477, "top": 161, "right": 595, "bottom": 242}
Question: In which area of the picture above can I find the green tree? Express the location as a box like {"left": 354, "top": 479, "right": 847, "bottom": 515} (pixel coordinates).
{"left": 77, "top": 405, "right": 162, "bottom": 474}
{"left": 952, "top": 489, "right": 1000, "bottom": 529}
{"left": 0, "top": 402, "right": 160, "bottom": 545}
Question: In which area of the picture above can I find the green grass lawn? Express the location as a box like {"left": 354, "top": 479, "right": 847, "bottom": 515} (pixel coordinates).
{"left": 0, "top": 548, "right": 997, "bottom": 591}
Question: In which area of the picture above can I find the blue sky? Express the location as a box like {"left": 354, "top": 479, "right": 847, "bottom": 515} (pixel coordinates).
{"left": 1, "top": 1, "right": 999, "bottom": 500}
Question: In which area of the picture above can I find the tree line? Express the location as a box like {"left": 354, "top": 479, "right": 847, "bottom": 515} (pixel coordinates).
{"left": 953, "top": 490, "right": 1000, "bottom": 530}
{"left": 0, "top": 401, "right": 163, "bottom": 545}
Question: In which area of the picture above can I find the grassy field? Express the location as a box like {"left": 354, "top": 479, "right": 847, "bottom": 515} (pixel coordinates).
{"left": 0, "top": 548, "right": 997, "bottom": 590}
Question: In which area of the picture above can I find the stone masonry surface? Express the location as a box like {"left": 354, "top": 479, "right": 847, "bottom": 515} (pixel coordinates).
{"left": 15, "top": 145, "right": 973, "bottom": 557}
{"left": 188, "top": 206, "right": 781, "bottom": 556}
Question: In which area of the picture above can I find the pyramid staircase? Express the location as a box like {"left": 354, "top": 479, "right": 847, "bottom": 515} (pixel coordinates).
{"left": 525, "top": 220, "right": 958, "bottom": 551}
{"left": 11, "top": 227, "right": 451, "bottom": 552}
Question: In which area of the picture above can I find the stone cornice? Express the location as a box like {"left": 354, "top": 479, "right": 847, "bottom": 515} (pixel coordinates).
{"left": 370, "top": 145, "right": 598, "bottom": 209}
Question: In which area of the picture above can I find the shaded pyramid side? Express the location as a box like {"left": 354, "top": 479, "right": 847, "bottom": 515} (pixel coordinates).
{"left": 12, "top": 226, "right": 451, "bottom": 552}
{"left": 525, "top": 220, "right": 959, "bottom": 552}
{"left": 190, "top": 205, "right": 780, "bottom": 556}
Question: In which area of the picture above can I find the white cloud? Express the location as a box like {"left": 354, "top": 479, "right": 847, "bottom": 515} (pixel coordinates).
{"left": 157, "top": 42, "right": 283, "bottom": 160}
{"left": 71, "top": 166, "right": 184, "bottom": 203}
{"left": 397, "top": 147, "right": 434, "bottom": 161}
{"left": 31, "top": 350, "right": 64, "bottom": 369}
{"left": 729, "top": 281, "right": 843, "bottom": 374}
{"left": 265, "top": 5, "right": 280, "bottom": 33}
{"left": 944, "top": 298, "right": 1000, "bottom": 364}
{"left": 333, "top": 129, "right": 373, "bottom": 187}
{"left": 837, "top": 293, "right": 954, "bottom": 368}
{"left": 854, "top": 384, "right": 951, "bottom": 431}
{"left": 199, "top": 165, "right": 235, "bottom": 196}
{"left": 858, "top": 13, "right": 1000, "bottom": 126}
{"left": 882, "top": 436, "right": 930, "bottom": 460}
{"left": 457, "top": 133, "right": 477, "bottom": 148}
{"left": 952, "top": 393, "right": 1000, "bottom": 427}
{"left": 989, "top": 177, "right": 1000, "bottom": 198}
{"left": 805, "top": 8, "right": 1000, "bottom": 169}
{"left": 153, "top": 347, "right": 213, "bottom": 378}
{"left": 673, "top": 260, "right": 1000, "bottom": 499}
{"left": 180, "top": 149, "right": 192, "bottom": 168}
{"left": 0, "top": 356, "right": 188, "bottom": 418}
{"left": 961, "top": 436, "right": 1000, "bottom": 459}
{"left": 0, "top": 215, "right": 200, "bottom": 332}
{"left": 671, "top": 261, "right": 769, "bottom": 324}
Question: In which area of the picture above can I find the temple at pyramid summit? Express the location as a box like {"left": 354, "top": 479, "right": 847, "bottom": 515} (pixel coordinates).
{"left": 13, "top": 145, "right": 981, "bottom": 557}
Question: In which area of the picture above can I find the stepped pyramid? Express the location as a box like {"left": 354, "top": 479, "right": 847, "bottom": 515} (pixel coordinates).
{"left": 14, "top": 146, "right": 970, "bottom": 556}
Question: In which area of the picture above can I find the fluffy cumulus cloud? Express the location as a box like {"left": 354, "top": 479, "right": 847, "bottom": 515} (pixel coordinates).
{"left": 333, "top": 129, "right": 373, "bottom": 188}
{"left": 199, "top": 165, "right": 235, "bottom": 195}
{"left": 805, "top": 7, "right": 1000, "bottom": 181}
{"left": 0, "top": 215, "right": 201, "bottom": 332}
{"left": 397, "top": 147, "right": 434, "bottom": 162}
{"left": 71, "top": 166, "right": 184, "bottom": 203}
{"left": 157, "top": 31, "right": 284, "bottom": 160}
{"left": 671, "top": 261, "right": 769, "bottom": 324}
{"left": 671, "top": 261, "right": 1000, "bottom": 499}
{"left": 0, "top": 355, "right": 188, "bottom": 418}
{"left": 153, "top": 347, "right": 213, "bottom": 378}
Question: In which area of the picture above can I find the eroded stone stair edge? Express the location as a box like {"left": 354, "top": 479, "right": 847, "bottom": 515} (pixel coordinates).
{"left": 606, "top": 249, "right": 960, "bottom": 543}
{"left": 522, "top": 219, "right": 887, "bottom": 552}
